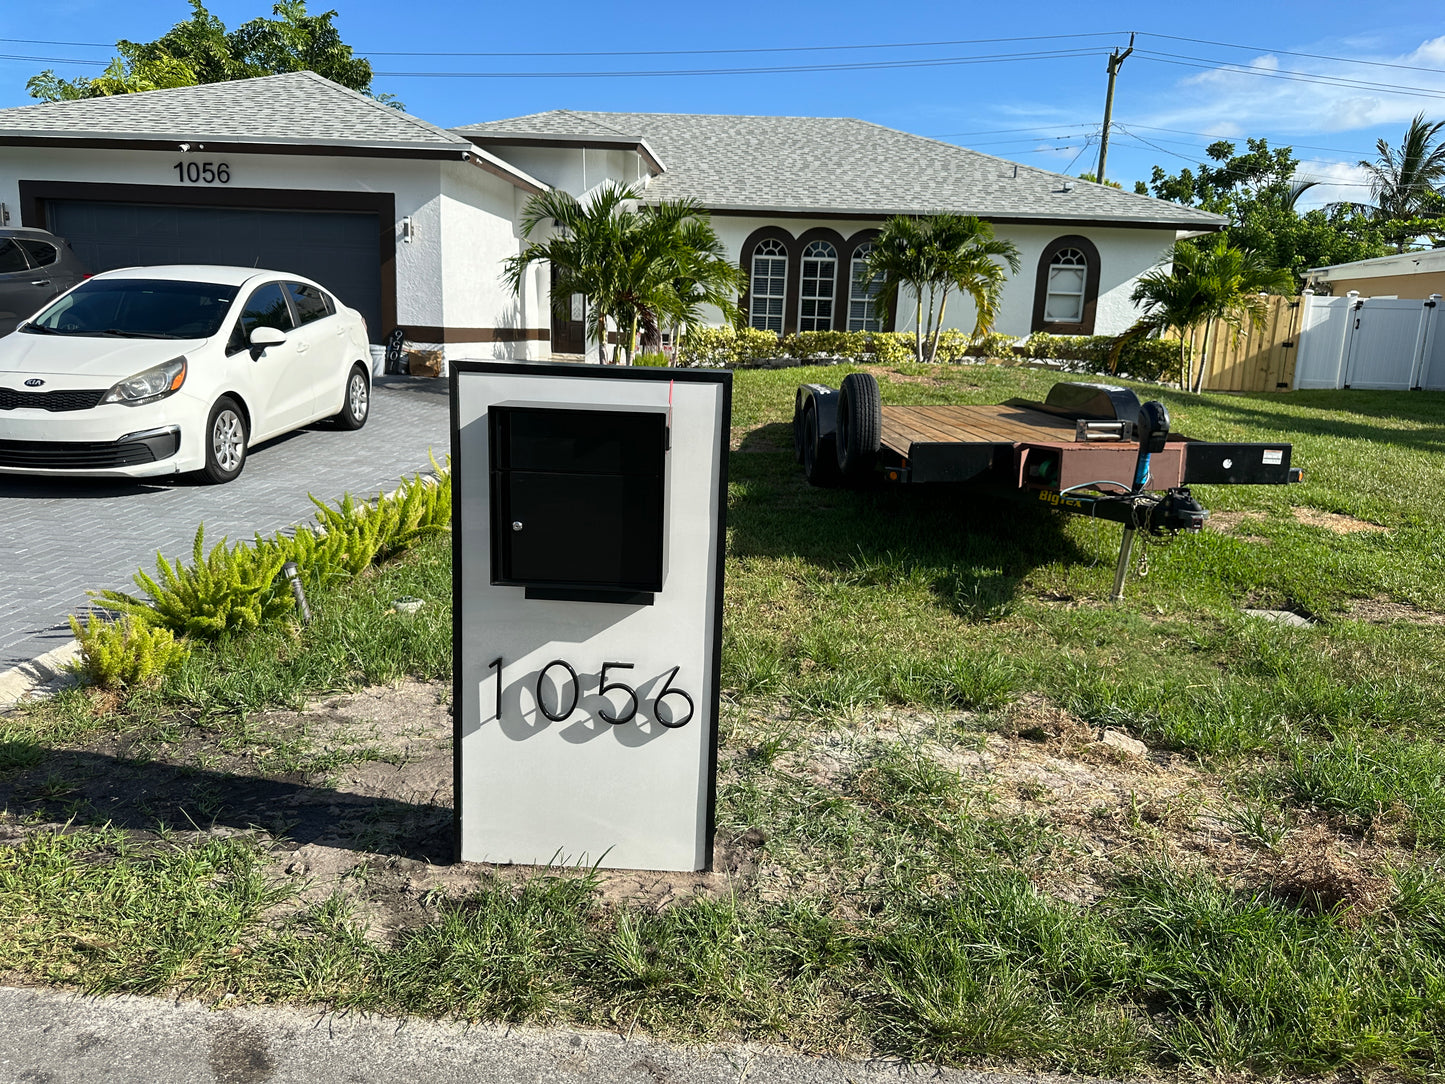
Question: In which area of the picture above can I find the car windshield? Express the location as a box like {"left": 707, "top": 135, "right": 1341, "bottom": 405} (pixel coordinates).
{"left": 22, "top": 279, "right": 240, "bottom": 340}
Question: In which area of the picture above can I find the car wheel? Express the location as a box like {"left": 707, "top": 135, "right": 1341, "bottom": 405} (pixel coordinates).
{"left": 201, "top": 396, "right": 248, "bottom": 484}
{"left": 333, "top": 363, "right": 370, "bottom": 430}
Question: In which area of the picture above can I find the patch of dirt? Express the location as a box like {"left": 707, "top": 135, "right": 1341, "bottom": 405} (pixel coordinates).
{"left": 859, "top": 364, "right": 980, "bottom": 389}
{"left": 0, "top": 682, "right": 1411, "bottom": 938}
{"left": 1345, "top": 596, "right": 1445, "bottom": 626}
{"left": 1205, "top": 510, "right": 1266, "bottom": 533}
{"left": 1291, "top": 506, "right": 1387, "bottom": 534}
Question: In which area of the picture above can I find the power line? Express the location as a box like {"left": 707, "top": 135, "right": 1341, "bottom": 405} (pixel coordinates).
{"left": 1136, "top": 51, "right": 1445, "bottom": 101}
{"left": 371, "top": 48, "right": 1105, "bottom": 79}
{"left": 1145, "top": 32, "right": 1445, "bottom": 77}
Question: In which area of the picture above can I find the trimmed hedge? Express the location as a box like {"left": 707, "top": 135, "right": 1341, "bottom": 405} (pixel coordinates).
{"left": 674, "top": 326, "right": 1177, "bottom": 384}
{"left": 675, "top": 327, "right": 1015, "bottom": 368}
{"left": 1015, "top": 334, "right": 1179, "bottom": 384}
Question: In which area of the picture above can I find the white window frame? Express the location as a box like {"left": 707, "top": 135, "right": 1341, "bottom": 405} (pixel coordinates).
{"left": 799, "top": 240, "right": 837, "bottom": 332}
{"left": 749, "top": 238, "right": 787, "bottom": 334}
{"left": 847, "top": 243, "right": 883, "bottom": 332}
{"left": 1044, "top": 247, "right": 1088, "bottom": 325}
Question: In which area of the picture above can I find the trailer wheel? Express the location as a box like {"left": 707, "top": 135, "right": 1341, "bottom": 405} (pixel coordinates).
{"left": 835, "top": 372, "right": 881, "bottom": 478}
{"left": 802, "top": 403, "right": 839, "bottom": 486}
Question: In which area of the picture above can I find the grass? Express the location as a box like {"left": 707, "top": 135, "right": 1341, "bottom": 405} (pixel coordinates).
{"left": 4, "top": 362, "right": 1445, "bottom": 1079}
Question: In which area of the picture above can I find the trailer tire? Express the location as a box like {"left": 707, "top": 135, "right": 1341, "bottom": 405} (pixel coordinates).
{"left": 835, "top": 372, "right": 881, "bottom": 479}
{"left": 802, "top": 403, "right": 839, "bottom": 487}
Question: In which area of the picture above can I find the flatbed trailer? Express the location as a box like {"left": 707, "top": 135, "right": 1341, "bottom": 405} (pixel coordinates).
{"left": 794, "top": 375, "right": 1304, "bottom": 600}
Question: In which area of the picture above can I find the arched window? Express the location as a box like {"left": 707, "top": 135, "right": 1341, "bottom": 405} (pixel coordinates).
{"left": 749, "top": 238, "right": 787, "bottom": 333}
{"left": 848, "top": 242, "right": 884, "bottom": 332}
{"left": 799, "top": 240, "right": 837, "bottom": 332}
{"left": 1031, "top": 236, "right": 1101, "bottom": 334}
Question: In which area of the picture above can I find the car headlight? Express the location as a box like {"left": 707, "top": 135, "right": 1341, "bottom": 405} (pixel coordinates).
{"left": 102, "top": 357, "right": 187, "bottom": 405}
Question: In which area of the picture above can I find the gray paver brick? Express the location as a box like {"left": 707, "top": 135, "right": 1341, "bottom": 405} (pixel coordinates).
{"left": 0, "top": 377, "right": 451, "bottom": 670}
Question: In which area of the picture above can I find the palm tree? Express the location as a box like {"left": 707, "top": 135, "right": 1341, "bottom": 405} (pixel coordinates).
{"left": 1357, "top": 113, "right": 1445, "bottom": 252}
{"left": 924, "top": 215, "right": 1021, "bottom": 361}
{"left": 1113, "top": 236, "right": 1293, "bottom": 392}
{"left": 862, "top": 214, "right": 1020, "bottom": 363}
{"left": 504, "top": 183, "right": 742, "bottom": 364}
{"left": 859, "top": 216, "right": 932, "bottom": 363}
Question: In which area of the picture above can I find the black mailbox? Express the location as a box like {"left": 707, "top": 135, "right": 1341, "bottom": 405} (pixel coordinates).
{"left": 490, "top": 404, "right": 668, "bottom": 604}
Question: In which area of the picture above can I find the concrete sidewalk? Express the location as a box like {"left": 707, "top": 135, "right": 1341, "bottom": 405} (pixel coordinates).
{"left": 0, "top": 985, "right": 1079, "bottom": 1084}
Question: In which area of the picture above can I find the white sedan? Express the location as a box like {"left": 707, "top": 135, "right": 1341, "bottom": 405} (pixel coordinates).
{"left": 0, "top": 265, "right": 372, "bottom": 483}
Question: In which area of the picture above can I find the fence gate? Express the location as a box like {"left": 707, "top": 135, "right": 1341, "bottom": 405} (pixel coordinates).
{"left": 1196, "top": 294, "right": 1302, "bottom": 392}
{"left": 1342, "top": 297, "right": 1437, "bottom": 389}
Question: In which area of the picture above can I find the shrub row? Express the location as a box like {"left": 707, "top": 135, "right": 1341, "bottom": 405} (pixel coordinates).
{"left": 675, "top": 327, "right": 1015, "bottom": 368}
{"left": 73, "top": 464, "right": 451, "bottom": 689}
{"left": 1014, "top": 334, "right": 1180, "bottom": 384}
{"left": 673, "top": 326, "right": 1177, "bottom": 383}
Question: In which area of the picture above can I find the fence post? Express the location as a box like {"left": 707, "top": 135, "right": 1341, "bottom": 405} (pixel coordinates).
{"left": 1415, "top": 294, "right": 1442, "bottom": 390}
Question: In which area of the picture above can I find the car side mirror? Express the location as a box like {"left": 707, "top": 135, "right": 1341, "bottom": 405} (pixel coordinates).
{"left": 249, "top": 325, "right": 286, "bottom": 358}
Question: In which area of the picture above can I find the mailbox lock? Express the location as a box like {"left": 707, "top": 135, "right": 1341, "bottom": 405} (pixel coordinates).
{"left": 512, "top": 521, "right": 524, "bottom": 532}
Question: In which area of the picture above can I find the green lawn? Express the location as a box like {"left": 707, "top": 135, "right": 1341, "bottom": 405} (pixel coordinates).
{"left": 3, "top": 362, "right": 1445, "bottom": 1079}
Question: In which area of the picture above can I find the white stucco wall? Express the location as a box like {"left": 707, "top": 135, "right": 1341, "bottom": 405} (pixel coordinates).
{"left": 438, "top": 160, "right": 548, "bottom": 361}
{"left": 710, "top": 215, "right": 1177, "bottom": 339}
{"left": 474, "top": 143, "right": 649, "bottom": 200}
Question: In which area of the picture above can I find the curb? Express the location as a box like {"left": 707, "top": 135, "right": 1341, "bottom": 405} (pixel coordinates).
{"left": 0, "top": 638, "right": 80, "bottom": 713}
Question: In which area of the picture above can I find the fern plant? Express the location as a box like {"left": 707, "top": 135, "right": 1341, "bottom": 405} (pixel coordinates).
{"left": 68, "top": 613, "right": 189, "bottom": 688}
{"left": 93, "top": 524, "right": 294, "bottom": 638}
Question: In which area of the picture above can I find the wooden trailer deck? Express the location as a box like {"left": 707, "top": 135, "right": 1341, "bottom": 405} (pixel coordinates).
{"left": 880, "top": 403, "right": 1079, "bottom": 453}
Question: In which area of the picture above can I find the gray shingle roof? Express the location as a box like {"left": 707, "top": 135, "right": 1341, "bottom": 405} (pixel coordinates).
{"left": 460, "top": 111, "right": 1224, "bottom": 230}
{"left": 0, "top": 71, "right": 473, "bottom": 155}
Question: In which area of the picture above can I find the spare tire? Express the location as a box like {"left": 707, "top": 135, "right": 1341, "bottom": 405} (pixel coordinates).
{"left": 835, "top": 372, "right": 882, "bottom": 479}
{"left": 801, "top": 403, "right": 839, "bottom": 487}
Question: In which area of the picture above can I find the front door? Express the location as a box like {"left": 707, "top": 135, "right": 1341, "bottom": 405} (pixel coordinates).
{"left": 549, "top": 265, "right": 587, "bottom": 356}
{"left": 0, "top": 239, "right": 60, "bottom": 334}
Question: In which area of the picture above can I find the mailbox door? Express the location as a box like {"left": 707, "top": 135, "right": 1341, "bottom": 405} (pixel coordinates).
{"left": 499, "top": 470, "right": 664, "bottom": 591}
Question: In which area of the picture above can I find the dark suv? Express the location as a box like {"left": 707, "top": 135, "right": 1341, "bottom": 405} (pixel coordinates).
{"left": 0, "top": 227, "right": 91, "bottom": 336}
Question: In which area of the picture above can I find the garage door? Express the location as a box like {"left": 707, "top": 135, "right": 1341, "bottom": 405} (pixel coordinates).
{"left": 46, "top": 200, "right": 383, "bottom": 336}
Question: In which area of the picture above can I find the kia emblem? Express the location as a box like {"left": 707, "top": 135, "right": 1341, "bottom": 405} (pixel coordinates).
{"left": 24, "top": 378, "right": 44, "bottom": 387}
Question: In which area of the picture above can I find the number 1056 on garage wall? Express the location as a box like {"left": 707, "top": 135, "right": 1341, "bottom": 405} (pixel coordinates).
{"left": 484, "top": 656, "right": 696, "bottom": 729}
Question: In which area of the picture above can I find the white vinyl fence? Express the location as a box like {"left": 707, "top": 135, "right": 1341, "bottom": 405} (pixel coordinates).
{"left": 1294, "top": 291, "right": 1445, "bottom": 390}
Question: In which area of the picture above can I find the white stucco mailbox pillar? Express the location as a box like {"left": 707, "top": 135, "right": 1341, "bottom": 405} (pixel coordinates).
{"left": 449, "top": 361, "right": 732, "bottom": 872}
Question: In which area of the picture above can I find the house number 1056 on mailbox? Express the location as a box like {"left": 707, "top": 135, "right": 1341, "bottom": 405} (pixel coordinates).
{"left": 487, "top": 657, "right": 695, "bottom": 728}
{"left": 451, "top": 361, "right": 732, "bottom": 874}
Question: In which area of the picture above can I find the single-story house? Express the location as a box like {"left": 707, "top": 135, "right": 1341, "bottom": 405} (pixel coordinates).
{"left": 1305, "top": 248, "right": 1445, "bottom": 299}
{"left": 0, "top": 71, "right": 1225, "bottom": 366}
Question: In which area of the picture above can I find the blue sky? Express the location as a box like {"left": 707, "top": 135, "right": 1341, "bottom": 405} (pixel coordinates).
{"left": 3, "top": 0, "right": 1442, "bottom": 209}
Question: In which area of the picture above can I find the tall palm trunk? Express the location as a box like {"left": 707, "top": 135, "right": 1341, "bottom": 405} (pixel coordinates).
{"left": 1193, "top": 317, "right": 1215, "bottom": 394}
{"left": 928, "top": 287, "right": 951, "bottom": 364}
{"left": 913, "top": 291, "right": 924, "bottom": 363}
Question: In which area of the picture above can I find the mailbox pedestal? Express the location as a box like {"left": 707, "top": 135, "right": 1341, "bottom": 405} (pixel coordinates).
{"left": 450, "top": 362, "right": 732, "bottom": 872}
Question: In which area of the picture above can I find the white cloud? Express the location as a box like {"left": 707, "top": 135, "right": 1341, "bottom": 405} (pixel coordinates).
{"left": 1291, "top": 158, "right": 1374, "bottom": 211}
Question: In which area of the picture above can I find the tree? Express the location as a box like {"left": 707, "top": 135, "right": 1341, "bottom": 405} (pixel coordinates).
{"left": 27, "top": 0, "right": 392, "bottom": 105}
{"left": 503, "top": 183, "right": 744, "bottom": 365}
{"left": 1144, "top": 138, "right": 1386, "bottom": 286}
{"left": 1354, "top": 113, "right": 1445, "bottom": 252}
{"left": 863, "top": 214, "right": 1021, "bottom": 364}
{"left": 1113, "top": 236, "right": 1294, "bottom": 393}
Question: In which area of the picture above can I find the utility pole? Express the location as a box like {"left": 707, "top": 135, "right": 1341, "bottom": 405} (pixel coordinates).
{"left": 1095, "top": 32, "right": 1135, "bottom": 185}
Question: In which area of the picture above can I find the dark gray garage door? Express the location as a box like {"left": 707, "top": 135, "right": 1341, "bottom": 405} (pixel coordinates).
{"left": 46, "top": 200, "right": 383, "bottom": 335}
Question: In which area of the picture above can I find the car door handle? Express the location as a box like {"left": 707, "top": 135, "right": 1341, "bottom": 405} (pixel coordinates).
{"left": 30, "top": 280, "right": 50, "bottom": 287}
{"left": 296, "top": 342, "right": 310, "bottom": 353}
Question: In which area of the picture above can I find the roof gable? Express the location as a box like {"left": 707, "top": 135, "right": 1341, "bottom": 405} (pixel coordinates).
{"left": 460, "top": 111, "right": 1224, "bottom": 230}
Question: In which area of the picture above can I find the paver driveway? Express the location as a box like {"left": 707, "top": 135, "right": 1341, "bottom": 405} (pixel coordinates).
{"left": 0, "top": 376, "right": 451, "bottom": 671}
